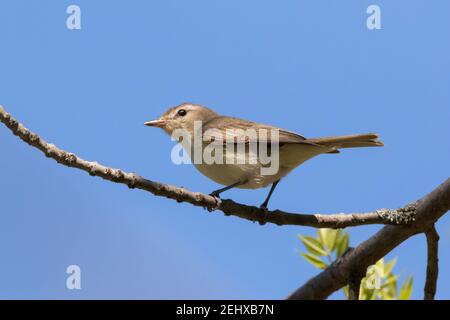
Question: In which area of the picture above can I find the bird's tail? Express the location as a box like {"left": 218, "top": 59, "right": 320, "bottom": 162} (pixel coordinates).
{"left": 307, "top": 133, "right": 384, "bottom": 152}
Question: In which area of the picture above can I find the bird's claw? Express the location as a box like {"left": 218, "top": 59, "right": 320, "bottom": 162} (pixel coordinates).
{"left": 209, "top": 191, "right": 221, "bottom": 198}
{"left": 257, "top": 204, "right": 269, "bottom": 225}
{"left": 207, "top": 193, "right": 222, "bottom": 212}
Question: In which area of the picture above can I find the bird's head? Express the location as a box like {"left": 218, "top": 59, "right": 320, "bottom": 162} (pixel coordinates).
{"left": 144, "top": 103, "right": 218, "bottom": 136}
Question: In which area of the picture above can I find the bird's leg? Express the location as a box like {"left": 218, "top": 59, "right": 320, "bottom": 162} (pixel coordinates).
{"left": 260, "top": 180, "right": 280, "bottom": 210}
{"left": 257, "top": 180, "right": 281, "bottom": 226}
{"left": 209, "top": 180, "right": 244, "bottom": 198}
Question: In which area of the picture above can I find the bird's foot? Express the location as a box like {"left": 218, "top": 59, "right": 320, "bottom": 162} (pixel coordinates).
{"left": 257, "top": 204, "right": 269, "bottom": 225}
{"left": 209, "top": 191, "right": 221, "bottom": 198}
{"left": 259, "top": 202, "right": 269, "bottom": 211}
{"left": 207, "top": 192, "right": 222, "bottom": 212}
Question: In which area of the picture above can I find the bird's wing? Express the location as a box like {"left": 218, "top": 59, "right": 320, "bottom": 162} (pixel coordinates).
{"left": 202, "top": 116, "right": 319, "bottom": 146}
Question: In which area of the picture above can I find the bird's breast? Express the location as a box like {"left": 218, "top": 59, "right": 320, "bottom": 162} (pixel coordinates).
{"left": 187, "top": 142, "right": 328, "bottom": 189}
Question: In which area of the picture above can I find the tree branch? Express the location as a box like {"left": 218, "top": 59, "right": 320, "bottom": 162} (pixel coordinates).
{"left": 347, "top": 259, "right": 364, "bottom": 300}
{"left": 287, "top": 178, "right": 450, "bottom": 300}
{"left": 0, "top": 105, "right": 414, "bottom": 229}
{"left": 424, "top": 226, "right": 439, "bottom": 300}
{"left": 348, "top": 277, "right": 362, "bottom": 300}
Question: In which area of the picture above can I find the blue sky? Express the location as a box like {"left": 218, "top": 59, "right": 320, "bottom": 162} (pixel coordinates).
{"left": 0, "top": 1, "right": 449, "bottom": 299}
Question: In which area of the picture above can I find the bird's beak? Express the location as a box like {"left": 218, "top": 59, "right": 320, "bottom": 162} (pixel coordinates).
{"left": 144, "top": 119, "right": 167, "bottom": 128}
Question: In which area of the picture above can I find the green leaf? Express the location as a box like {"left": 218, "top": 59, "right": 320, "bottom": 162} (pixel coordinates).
{"left": 342, "top": 285, "right": 349, "bottom": 299}
{"left": 299, "top": 235, "right": 328, "bottom": 256}
{"left": 398, "top": 277, "right": 413, "bottom": 300}
{"left": 384, "top": 257, "right": 397, "bottom": 276}
{"left": 332, "top": 229, "right": 344, "bottom": 251}
{"left": 329, "top": 229, "right": 340, "bottom": 252}
{"left": 382, "top": 275, "right": 399, "bottom": 297}
{"left": 386, "top": 280, "right": 398, "bottom": 292}
{"left": 360, "top": 278, "right": 378, "bottom": 300}
{"left": 359, "top": 289, "right": 367, "bottom": 300}
{"left": 382, "top": 274, "right": 399, "bottom": 287}
{"left": 369, "top": 259, "right": 386, "bottom": 280}
{"left": 318, "top": 229, "right": 338, "bottom": 252}
{"left": 336, "top": 231, "right": 349, "bottom": 257}
{"left": 301, "top": 253, "right": 328, "bottom": 269}
{"left": 375, "top": 258, "right": 385, "bottom": 272}
{"left": 368, "top": 291, "right": 377, "bottom": 300}
{"left": 380, "top": 288, "right": 394, "bottom": 300}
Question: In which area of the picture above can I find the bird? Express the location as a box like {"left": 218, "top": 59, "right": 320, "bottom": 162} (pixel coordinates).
{"left": 144, "top": 103, "right": 383, "bottom": 210}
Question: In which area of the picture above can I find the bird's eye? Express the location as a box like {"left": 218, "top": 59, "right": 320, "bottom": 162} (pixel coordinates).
{"left": 177, "top": 109, "right": 187, "bottom": 117}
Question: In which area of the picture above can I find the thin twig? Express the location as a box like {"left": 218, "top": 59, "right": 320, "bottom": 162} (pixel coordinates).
{"left": 0, "top": 106, "right": 414, "bottom": 229}
{"left": 424, "top": 226, "right": 439, "bottom": 300}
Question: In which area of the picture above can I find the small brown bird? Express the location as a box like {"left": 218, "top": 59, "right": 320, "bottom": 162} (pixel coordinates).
{"left": 145, "top": 103, "right": 383, "bottom": 209}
